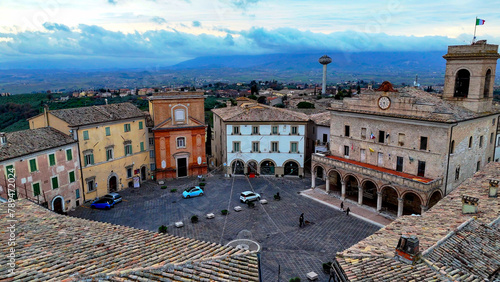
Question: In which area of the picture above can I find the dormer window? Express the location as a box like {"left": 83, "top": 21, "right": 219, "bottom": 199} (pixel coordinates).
{"left": 174, "top": 108, "right": 186, "bottom": 123}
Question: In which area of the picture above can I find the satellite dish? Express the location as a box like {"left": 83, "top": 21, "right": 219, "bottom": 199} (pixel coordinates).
{"left": 226, "top": 239, "right": 261, "bottom": 253}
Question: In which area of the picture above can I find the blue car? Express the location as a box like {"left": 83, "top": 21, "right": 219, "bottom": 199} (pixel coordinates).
{"left": 182, "top": 186, "right": 204, "bottom": 198}
{"left": 91, "top": 198, "right": 114, "bottom": 209}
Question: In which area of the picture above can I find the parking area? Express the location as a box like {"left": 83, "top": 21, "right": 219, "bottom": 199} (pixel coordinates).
{"left": 69, "top": 174, "right": 380, "bottom": 281}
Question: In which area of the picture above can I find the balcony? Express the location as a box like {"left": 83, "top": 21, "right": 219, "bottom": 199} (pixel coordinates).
{"left": 312, "top": 154, "right": 442, "bottom": 193}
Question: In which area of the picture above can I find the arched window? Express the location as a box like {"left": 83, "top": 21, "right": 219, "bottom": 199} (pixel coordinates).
{"left": 484, "top": 69, "right": 492, "bottom": 98}
{"left": 176, "top": 137, "right": 186, "bottom": 148}
{"left": 454, "top": 69, "right": 470, "bottom": 98}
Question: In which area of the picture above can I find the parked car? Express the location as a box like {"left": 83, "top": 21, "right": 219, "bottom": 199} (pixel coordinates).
{"left": 183, "top": 186, "right": 204, "bottom": 198}
{"left": 240, "top": 191, "right": 261, "bottom": 203}
{"left": 91, "top": 198, "right": 114, "bottom": 209}
{"left": 101, "top": 192, "right": 122, "bottom": 205}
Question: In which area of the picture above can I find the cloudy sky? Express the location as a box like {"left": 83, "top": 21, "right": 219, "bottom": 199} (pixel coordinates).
{"left": 0, "top": 0, "right": 499, "bottom": 69}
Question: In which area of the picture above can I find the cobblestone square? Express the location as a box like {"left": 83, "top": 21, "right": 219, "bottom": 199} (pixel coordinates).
{"left": 69, "top": 174, "right": 381, "bottom": 281}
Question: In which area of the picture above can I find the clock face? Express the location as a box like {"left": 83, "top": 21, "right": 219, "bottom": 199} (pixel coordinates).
{"left": 378, "top": 96, "right": 391, "bottom": 110}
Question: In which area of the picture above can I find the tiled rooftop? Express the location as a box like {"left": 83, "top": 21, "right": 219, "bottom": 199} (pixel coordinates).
{"left": 0, "top": 200, "right": 258, "bottom": 281}
{"left": 310, "top": 112, "right": 330, "bottom": 126}
{"left": 212, "top": 103, "right": 309, "bottom": 122}
{"left": 336, "top": 162, "right": 500, "bottom": 281}
{"left": 0, "top": 127, "right": 76, "bottom": 161}
{"left": 49, "top": 103, "right": 146, "bottom": 127}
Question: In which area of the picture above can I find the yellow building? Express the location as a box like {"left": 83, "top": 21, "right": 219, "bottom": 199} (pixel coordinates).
{"left": 29, "top": 103, "right": 150, "bottom": 200}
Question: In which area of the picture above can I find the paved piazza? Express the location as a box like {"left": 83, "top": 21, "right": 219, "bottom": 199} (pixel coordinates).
{"left": 69, "top": 174, "right": 380, "bottom": 281}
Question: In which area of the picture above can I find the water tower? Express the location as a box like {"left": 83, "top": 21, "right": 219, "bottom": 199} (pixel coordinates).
{"left": 319, "top": 55, "right": 332, "bottom": 95}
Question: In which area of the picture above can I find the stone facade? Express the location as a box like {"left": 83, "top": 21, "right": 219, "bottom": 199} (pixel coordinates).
{"left": 149, "top": 91, "right": 207, "bottom": 179}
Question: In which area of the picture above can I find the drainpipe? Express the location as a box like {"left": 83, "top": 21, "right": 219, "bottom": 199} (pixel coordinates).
{"left": 444, "top": 123, "right": 458, "bottom": 196}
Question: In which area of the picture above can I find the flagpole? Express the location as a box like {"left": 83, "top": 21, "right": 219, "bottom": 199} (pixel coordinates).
{"left": 473, "top": 16, "right": 477, "bottom": 44}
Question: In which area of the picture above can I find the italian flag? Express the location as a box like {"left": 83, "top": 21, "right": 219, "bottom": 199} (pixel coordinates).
{"left": 476, "top": 19, "right": 485, "bottom": 25}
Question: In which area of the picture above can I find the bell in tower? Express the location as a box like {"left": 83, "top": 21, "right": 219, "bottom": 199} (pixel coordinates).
{"left": 442, "top": 40, "right": 500, "bottom": 113}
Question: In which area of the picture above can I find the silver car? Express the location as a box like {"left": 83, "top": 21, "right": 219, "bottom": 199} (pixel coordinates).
{"left": 240, "top": 191, "right": 261, "bottom": 203}
{"left": 101, "top": 193, "right": 122, "bottom": 205}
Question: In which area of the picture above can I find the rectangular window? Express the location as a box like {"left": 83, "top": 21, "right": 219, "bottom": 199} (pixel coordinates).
{"left": 476, "top": 161, "right": 480, "bottom": 172}
{"left": 127, "top": 168, "right": 132, "bottom": 178}
{"left": 396, "top": 156, "right": 404, "bottom": 172}
{"left": 87, "top": 180, "right": 95, "bottom": 192}
{"left": 105, "top": 127, "right": 111, "bottom": 136}
{"left": 83, "top": 130, "right": 89, "bottom": 140}
{"left": 124, "top": 124, "right": 131, "bottom": 132}
{"left": 417, "top": 161, "right": 426, "bottom": 177}
{"left": 291, "top": 126, "right": 298, "bottom": 135}
{"left": 455, "top": 166, "right": 460, "bottom": 180}
{"left": 420, "top": 136, "right": 428, "bottom": 150}
{"left": 84, "top": 153, "right": 94, "bottom": 166}
{"left": 150, "top": 150, "right": 155, "bottom": 158}
{"left": 51, "top": 176, "right": 59, "bottom": 189}
{"left": 76, "top": 189, "right": 80, "bottom": 199}
{"left": 150, "top": 163, "right": 156, "bottom": 171}
{"left": 233, "top": 126, "right": 240, "bottom": 135}
{"left": 140, "top": 142, "right": 145, "bottom": 152}
{"left": 271, "top": 141, "right": 279, "bottom": 152}
{"left": 378, "top": 131, "right": 385, "bottom": 143}
{"left": 360, "top": 149, "right": 366, "bottom": 162}
{"left": 252, "top": 142, "right": 259, "bottom": 152}
{"left": 29, "top": 159, "right": 37, "bottom": 172}
{"left": 344, "top": 145, "right": 349, "bottom": 157}
{"left": 49, "top": 153, "right": 56, "bottom": 166}
{"left": 252, "top": 126, "right": 259, "bottom": 135}
{"left": 69, "top": 171, "right": 76, "bottom": 183}
{"left": 177, "top": 137, "right": 186, "bottom": 148}
{"left": 398, "top": 133, "right": 405, "bottom": 146}
{"left": 149, "top": 137, "right": 154, "bottom": 146}
{"left": 490, "top": 133, "right": 494, "bottom": 144}
{"left": 290, "top": 142, "right": 298, "bottom": 153}
{"left": 106, "top": 148, "right": 113, "bottom": 161}
{"left": 469, "top": 136, "right": 473, "bottom": 148}
{"left": 479, "top": 136, "right": 483, "bottom": 148}
{"left": 361, "top": 128, "right": 367, "bottom": 139}
{"left": 125, "top": 144, "right": 132, "bottom": 155}
{"left": 272, "top": 126, "right": 278, "bottom": 135}
{"left": 175, "top": 109, "right": 185, "bottom": 121}
{"left": 66, "top": 149, "right": 73, "bottom": 161}
{"left": 345, "top": 125, "right": 350, "bottom": 137}
{"left": 233, "top": 142, "right": 240, "bottom": 152}
{"left": 488, "top": 157, "right": 491, "bottom": 163}
{"left": 32, "top": 182, "right": 41, "bottom": 197}
{"left": 139, "top": 121, "right": 143, "bottom": 130}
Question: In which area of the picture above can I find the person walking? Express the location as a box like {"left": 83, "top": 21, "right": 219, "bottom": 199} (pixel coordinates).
{"left": 340, "top": 201, "right": 344, "bottom": 211}
{"left": 299, "top": 213, "right": 304, "bottom": 227}
{"left": 346, "top": 207, "right": 350, "bottom": 216}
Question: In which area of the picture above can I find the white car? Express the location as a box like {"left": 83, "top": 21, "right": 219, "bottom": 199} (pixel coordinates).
{"left": 240, "top": 191, "right": 261, "bottom": 203}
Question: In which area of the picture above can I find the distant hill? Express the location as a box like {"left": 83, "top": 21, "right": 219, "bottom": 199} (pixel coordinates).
{"left": 0, "top": 51, "right": 458, "bottom": 94}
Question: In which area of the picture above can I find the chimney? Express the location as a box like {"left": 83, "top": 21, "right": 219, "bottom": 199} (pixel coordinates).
{"left": 461, "top": 195, "right": 479, "bottom": 214}
{"left": 395, "top": 235, "right": 420, "bottom": 264}
{"left": 0, "top": 132, "right": 6, "bottom": 146}
{"left": 43, "top": 104, "right": 50, "bottom": 127}
{"left": 226, "top": 100, "right": 232, "bottom": 107}
{"left": 488, "top": 179, "right": 499, "bottom": 198}
{"left": 368, "top": 84, "right": 373, "bottom": 90}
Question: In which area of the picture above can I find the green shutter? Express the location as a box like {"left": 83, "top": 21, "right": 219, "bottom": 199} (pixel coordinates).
{"left": 69, "top": 171, "right": 75, "bottom": 183}
{"left": 66, "top": 149, "right": 72, "bottom": 161}
{"left": 139, "top": 121, "right": 143, "bottom": 130}
{"left": 49, "top": 154, "right": 56, "bottom": 166}
{"left": 140, "top": 142, "right": 144, "bottom": 152}
{"left": 105, "top": 127, "right": 111, "bottom": 136}
{"left": 76, "top": 189, "right": 80, "bottom": 199}
{"left": 52, "top": 177, "right": 59, "bottom": 189}
{"left": 33, "top": 183, "right": 40, "bottom": 196}
{"left": 90, "top": 154, "right": 94, "bottom": 164}
{"left": 29, "top": 159, "right": 37, "bottom": 172}
{"left": 83, "top": 131, "right": 89, "bottom": 140}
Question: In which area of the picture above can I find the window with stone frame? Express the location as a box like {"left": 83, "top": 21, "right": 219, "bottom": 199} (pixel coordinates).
{"left": 252, "top": 126, "right": 259, "bottom": 135}
{"left": 290, "top": 142, "right": 298, "bottom": 153}
{"left": 252, "top": 142, "right": 259, "bottom": 152}
{"left": 176, "top": 137, "right": 186, "bottom": 148}
{"left": 271, "top": 141, "right": 279, "bottom": 152}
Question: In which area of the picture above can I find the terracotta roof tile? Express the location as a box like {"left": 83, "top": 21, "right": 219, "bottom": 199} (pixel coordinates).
{"left": 0, "top": 127, "right": 76, "bottom": 161}
{"left": 0, "top": 201, "right": 258, "bottom": 281}
{"left": 50, "top": 103, "right": 146, "bottom": 127}
{"left": 309, "top": 112, "right": 330, "bottom": 126}
{"left": 212, "top": 103, "right": 309, "bottom": 122}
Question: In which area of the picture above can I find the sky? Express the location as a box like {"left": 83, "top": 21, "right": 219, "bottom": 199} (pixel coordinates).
{"left": 0, "top": 0, "right": 499, "bottom": 69}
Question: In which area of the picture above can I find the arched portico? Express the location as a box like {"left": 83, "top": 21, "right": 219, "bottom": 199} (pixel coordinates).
{"left": 260, "top": 160, "right": 276, "bottom": 176}
{"left": 379, "top": 186, "right": 399, "bottom": 215}
{"left": 325, "top": 169, "right": 342, "bottom": 194}
{"left": 361, "top": 180, "right": 377, "bottom": 208}
{"left": 343, "top": 174, "right": 359, "bottom": 202}
{"left": 401, "top": 191, "right": 423, "bottom": 216}
{"left": 284, "top": 160, "right": 299, "bottom": 176}
{"left": 427, "top": 190, "right": 443, "bottom": 210}
{"left": 231, "top": 159, "right": 245, "bottom": 175}
{"left": 247, "top": 160, "right": 258, "bottom": 175}
{"left": 311, "top": 165, "right": 326, "bottom": 188}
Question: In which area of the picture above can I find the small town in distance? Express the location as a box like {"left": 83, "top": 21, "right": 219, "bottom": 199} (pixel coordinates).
{"left": 0, "top": 9, "right": 500, "bottom": 282}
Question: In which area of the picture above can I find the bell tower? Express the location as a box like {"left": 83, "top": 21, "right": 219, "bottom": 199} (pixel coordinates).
{"left": 442, "top": 40, "right": 499, "bottom": 113}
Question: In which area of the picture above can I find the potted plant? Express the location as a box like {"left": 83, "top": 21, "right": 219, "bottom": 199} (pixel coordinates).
{"left": 161, "top": 185, "right": 168, "bottom": 189}
{"left": 322, "top": 262, "right": 332, "bottom": 273}
{"left": 158, "top": 225, "right": 168, "bottom": 234}
{"left": 247, "top": 201, "right": 255, "bottom": 208}
{"left": 170, "top": 188, "right": 177, "bottom": 193}
{"left": 191, "top": 215, "right": 199, "bottom": 223}
{"left": 289, "top": 277, "right": 300, "bottom": 282}
{"left": 199, "top": 183, "right": 206, "bottom": 187}
{"left": 221, "top": 209, "right": 228, "bottom": 215}
{"left": 274, "top": 193, "right": 281, "bottom": 200}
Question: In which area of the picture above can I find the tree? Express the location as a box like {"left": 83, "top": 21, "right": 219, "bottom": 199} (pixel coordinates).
{"left": 250, "top": 80, "right": 259, "bottom": 95}
{"left": 274, "top": 103, "right": 285, "bottom": 108}
{"left": 297, "top": 102, "right": 315, "bottom": 109}
{"left": 248, "top": 95, "right": 258, "bottom": 100}
{"left": 257, "top": 96, "right": 267, "bottom": 104}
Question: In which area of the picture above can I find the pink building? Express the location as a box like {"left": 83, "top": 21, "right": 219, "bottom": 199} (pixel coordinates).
{"left": 0, "top": 128, "right": 82, "bottom": 213}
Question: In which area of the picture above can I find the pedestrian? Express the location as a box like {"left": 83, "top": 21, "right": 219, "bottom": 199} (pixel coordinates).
{"left": 346, "top": 207, "right": 350, "bottom": 216}
{"left": 299, "top": 213, "right": 304, "bottom": 227}
{"left": 340, "top": 201, "right": 344, "bottom": 211}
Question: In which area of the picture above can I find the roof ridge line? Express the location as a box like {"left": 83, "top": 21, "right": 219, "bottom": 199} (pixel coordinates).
{"left": 421, "top": 217, "right": 476, "bottom": 256}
